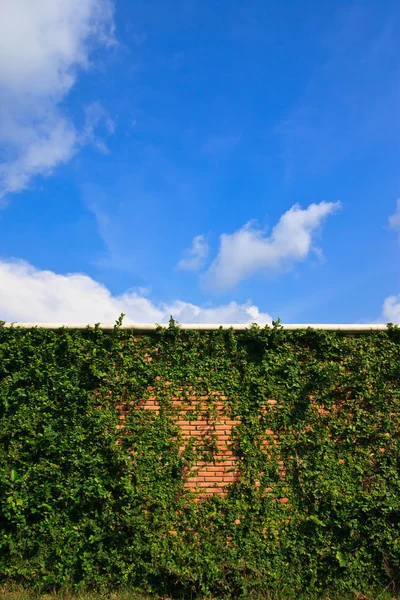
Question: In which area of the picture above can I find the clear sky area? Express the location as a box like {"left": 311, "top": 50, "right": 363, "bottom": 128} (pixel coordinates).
{"left": 1, "top": 0, "right": 400, "bottom": 324}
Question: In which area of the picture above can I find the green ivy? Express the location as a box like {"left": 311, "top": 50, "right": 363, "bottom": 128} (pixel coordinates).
{"left": 0, "top": 319, "right": 399, "bottom": 598}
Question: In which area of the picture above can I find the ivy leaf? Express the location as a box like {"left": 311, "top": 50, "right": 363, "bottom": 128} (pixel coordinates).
{"left": 336, "top": 551, "right": 347, "bottom": 567}
{"left": 308, "top": 515, "right": 326, "bottom": 527}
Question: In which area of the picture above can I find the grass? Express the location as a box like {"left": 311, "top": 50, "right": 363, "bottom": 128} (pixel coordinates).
{"left": 0, "top": 586, "right": 399, "bottom": 600}
{"left": 0, "top": 590, "right": 146, "bottom": 600}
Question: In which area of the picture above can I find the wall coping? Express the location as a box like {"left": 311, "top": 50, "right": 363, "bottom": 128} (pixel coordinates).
{"left": 1, "top": 322, "right": 396, "bottom": 334}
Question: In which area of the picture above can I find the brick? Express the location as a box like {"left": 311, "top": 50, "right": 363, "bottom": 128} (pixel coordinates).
{"left": 195, "top": 481, "right": 216, "bottom": 488}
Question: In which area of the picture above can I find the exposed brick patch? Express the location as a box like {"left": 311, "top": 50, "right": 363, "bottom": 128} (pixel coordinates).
{"left": 116, "top": 388, "right": 241, "bottom": 497}
{"left": 170, "top": 392, "right": 240, "bottom": 496}
{"left": 115, "top": 386, "right": 291, "bottom": 499}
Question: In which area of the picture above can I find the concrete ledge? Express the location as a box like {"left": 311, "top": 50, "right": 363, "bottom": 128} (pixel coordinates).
{"left": 1, "top": 322, "right": 395, "bottom": 333}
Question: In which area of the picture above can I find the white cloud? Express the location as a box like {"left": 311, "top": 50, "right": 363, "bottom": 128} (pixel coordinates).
{"left": 0, "top": 259, "right": 272, "bottom": 325}
{"left": 380, "top": 201, "right": 400, "bottom": 323}
{"left": 177, "top": 234, "right": 209, "bottom": 271}
{"left": 202, "top": 201, "right": 340, "bottom": 291}
{"left": 379, "top": 201, "right": 400, "bottom": 324}
{"left": 163, "top": 300, "right": 271, "bottom": 325}
{"left": 82, "top": 101, "right": 115, "bottom": 154}
{"left": 0, "top": 0, "right": 115, "bottom": 198}
{"left": 389, "top": 199, "right": 400, "bottom": 236}
{"left": 382, "top": 295, "right": 400, "bottom": 323}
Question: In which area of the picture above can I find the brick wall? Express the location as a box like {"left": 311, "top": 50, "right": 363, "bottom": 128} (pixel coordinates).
{"left": 116, "top": 386, "right": 289, "bottom": 501}
{"left": 116, "top": 389, "right": 238, "bottom": 497}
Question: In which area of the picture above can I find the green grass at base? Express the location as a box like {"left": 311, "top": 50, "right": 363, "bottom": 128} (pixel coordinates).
{"left": 0, "top": 585, "right": 398, "bottom": 600}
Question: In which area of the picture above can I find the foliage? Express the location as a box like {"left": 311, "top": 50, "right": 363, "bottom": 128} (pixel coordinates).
{"left": 0, "top": 319, "right": 399, "bottom": 598}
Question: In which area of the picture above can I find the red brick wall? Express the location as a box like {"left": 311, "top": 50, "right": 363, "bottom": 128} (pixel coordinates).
{"left": 116, "top": 387, "right": 289, "bottom": 501}
{"left": 116, "top": 389, "right": 239, "bottom": 498}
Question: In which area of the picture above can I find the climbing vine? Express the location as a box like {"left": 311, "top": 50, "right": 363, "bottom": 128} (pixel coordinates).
{"left": 0, "top": 319, "right": 399, "bottom": 598}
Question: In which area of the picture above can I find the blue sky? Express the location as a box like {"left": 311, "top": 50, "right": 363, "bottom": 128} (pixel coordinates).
{"left": 0, "top": 0, "right": 400, "bottom": 324}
